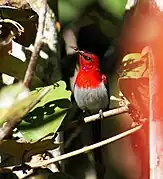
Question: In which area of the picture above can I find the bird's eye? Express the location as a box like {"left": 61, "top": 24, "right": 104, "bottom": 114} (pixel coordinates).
{"left": 83, "top": 55, "right": 91, "bottom": 61}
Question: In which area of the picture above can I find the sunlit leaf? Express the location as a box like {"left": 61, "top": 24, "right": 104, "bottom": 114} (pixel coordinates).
{"left": 118, "top": 46, "right": 150, "bottom": 78}
{"left": 0, "top": 83, "right": 29, "bottom": 120}
{"left": 0, "top": 82, "right": 29, "bottom": 106}
{"left": 0, "top": 83, "right": 51, "bottom": 126}
{"left": 19, "top": 81, "right": 71, "bottom": 142}
{"left": 118, "top": 47, "right": 150, "bottom": 119}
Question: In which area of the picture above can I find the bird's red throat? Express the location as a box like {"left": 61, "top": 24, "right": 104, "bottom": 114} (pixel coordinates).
{"left": 75, "top": 69, "right": 103, "bottom": 89}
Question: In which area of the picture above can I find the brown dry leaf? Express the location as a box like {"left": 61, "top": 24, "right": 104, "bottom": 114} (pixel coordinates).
{"left": 119, "top": 77, "right": 149, "bottom": 119}
{"left": 0, "top": 139, "right": 60, "bottom": 162}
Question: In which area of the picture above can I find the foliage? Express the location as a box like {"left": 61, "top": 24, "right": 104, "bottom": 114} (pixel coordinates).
{"left": 118, "top": 46, "right": 149, "bottom": 78}
{"left": 118, "top": 47, "right": 150, "bottom": 119}
{"left": 59, "top": 0, "right": 127, "bottom": 25}
{"left": 0, "top": 0, "right": 143, "bottom": 179}
{"left": 19, "top": 81, "right": 71, "bottom": 142}
{"left": 0, "top": 139, "right": 60, "bottom": 162}
{"left": 0, "top": 1, "right": 72, "bottom": 178}
{"left": 0, "top": 80, "right": 71, "bottom": 146}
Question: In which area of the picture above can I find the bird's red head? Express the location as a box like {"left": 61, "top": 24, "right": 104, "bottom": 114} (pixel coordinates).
{"left": 78, "top": 52, "right": 100, "bottom": 71}
{"left": 71, "top": 47, "right": 100, "bottom": 71}
{"left": 71, "top": 47, "right": 105, "bottom": 88}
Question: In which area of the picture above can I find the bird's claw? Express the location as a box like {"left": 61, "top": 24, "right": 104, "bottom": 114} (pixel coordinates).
{"left": 99, "top": 109, "right": 104, "bottom": 119}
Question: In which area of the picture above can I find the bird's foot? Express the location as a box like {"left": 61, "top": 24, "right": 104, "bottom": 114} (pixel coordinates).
{"left": 99, "top": 109, "right": 104, "bottom": 119}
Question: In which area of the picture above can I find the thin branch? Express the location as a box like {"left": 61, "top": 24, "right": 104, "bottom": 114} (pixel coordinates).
{"left": 84, "top": 105, "right": 129, "bottom": 123}
{"left": 63, "top": 106, "right": 129, "bottom": 148}
{"left": 23, "top": 0, "right": 47, "bottom": 88}
{"left": 30, "top": 124, "right": 141, "bottom": 168}
{"left": 1, "top": 124, "right": 142, "bottom": 171}
{"left": 59, "top": 106, "right": 129, "bottom": 132}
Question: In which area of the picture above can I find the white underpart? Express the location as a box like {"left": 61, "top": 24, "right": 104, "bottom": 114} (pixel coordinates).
{"left": 74, "top": 82, "right": 108, "bottom": 113}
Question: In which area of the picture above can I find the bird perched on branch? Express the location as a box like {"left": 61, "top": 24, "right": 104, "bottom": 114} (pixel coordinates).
{"left": 71, "top": 47, "right": 110, "bottom": 178}
{"left": 71, "top": 47, "right": 110, "bottom": 115}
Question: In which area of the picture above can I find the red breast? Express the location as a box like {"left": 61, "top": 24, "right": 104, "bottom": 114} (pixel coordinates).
{"left": 75, "top": 70, "right": 103, "bottom": 88}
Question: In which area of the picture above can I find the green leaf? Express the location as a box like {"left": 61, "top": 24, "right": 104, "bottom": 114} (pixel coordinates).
{"left": 98, "top": 0, "right": 127, "bottom": 19}
{"left": 0, "top": 139, "right": 59, "bottom": 162}
{"left": 58, "top": 0, "right": 94, "bottom": 24}
{"left": 19, "top": 81, "right": 71, "bottom": 142}
{"left": 0, "top": 83, "right": 29, "bottom": 121}
{"left": 0, "top": 82, "right": 29, "bottom": 107}
{"left": 0, "top": 83, "right": 51, "bottom": 126}
{"left": 59, "top": 0, "right": 80, "bottom": 24}
{"left": 118, "top": 47, "right": 149, "bottom": 78}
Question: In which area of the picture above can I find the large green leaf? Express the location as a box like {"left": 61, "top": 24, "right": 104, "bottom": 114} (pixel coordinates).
{"left": 0, "top": 83, "right": 51, "bottom": 125}
{"left": 0, "top": 82, "right": 30, "bottom": 123}
{"left": 0, "top": 82, "right": 29, "bottom": 109}
{"left": 19, "top": 81, "right": 71, "bottom": 142}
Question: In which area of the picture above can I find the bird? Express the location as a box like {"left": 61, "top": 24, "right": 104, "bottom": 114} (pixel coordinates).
{"left": 70, "top": 47, "right": 110, "bottom": 178}
{"left": 71, "top": 47, "right": 109, "bottom": 115}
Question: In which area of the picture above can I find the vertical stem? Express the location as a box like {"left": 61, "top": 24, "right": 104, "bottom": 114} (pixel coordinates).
{"left": 24, "top": 0, "right": 47, "bottom": 88}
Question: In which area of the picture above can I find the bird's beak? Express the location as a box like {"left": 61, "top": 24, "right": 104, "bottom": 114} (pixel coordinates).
{"left": 70, "top": 46, "right": 84, "bottom": 56}
{"left": 70, "top": 46, "right": 91, "bottom": 61}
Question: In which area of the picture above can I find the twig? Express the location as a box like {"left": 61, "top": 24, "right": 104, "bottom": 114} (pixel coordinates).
{"left": 31, "top": 124, "right": 141, "bottom": 168}
{"left": 1, "top": 124, "right": 142, "bottom": 170}
{"left": 63, "top": 106, "right": 129, "bottom": 148}
{"left": 84, "top": 105, "right": 129, "bottom": 123}
{"left": 59, "top": 106, "right": 129, "bottom": 132}
{"left": 23, "top": 0, "right": 47, "bottom": 88}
